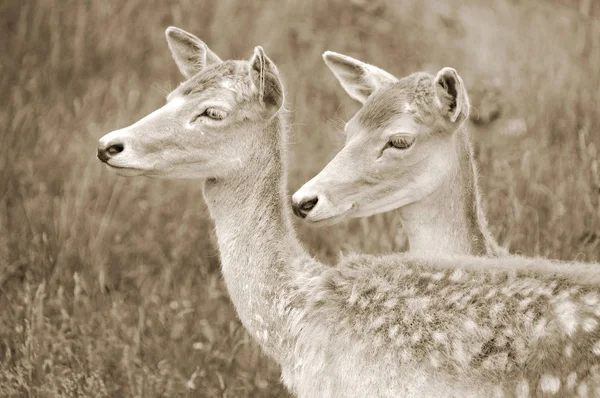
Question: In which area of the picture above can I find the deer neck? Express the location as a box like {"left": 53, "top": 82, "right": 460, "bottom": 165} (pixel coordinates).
{"left": 202, "top": 116, "right": 306, "bottom": 361}
{"left": 399, "top": 127, "right": 500, "bottom": 256}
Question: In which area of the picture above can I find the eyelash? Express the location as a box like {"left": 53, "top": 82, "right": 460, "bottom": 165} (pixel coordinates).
{"left": 191, "top": 107, "right": 227, "bottom": 124}
{"left": 387, "top": 135, "right": 415, "bottom": 150}
{"left": 203, "top": 107, "right": 226, "bottom": 120}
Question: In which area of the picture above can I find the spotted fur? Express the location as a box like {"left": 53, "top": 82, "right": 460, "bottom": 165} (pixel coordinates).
{"left": 284, "top": 253, "right": 600, "bottom": 396}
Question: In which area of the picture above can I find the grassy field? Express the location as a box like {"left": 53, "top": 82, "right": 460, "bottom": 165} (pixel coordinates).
{"left": 1, "top": 0, "right": 599, "bottom": 396}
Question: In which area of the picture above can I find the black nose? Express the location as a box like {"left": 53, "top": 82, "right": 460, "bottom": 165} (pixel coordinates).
{"left": 292, "top": 196, "right": 318, "bottom": 219}
{"left": 97, "top": 143, "right": 124, "bottom": 163}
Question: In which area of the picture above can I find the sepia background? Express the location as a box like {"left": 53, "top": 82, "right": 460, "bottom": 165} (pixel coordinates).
{"left": 1, "top": 0, "right": 600, "bottom": 396}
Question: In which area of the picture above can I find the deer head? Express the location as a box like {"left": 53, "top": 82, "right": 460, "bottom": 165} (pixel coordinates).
{"left": 97, "top": 27, "right": 284, "bottom": 180}
{"left": 292, "top": 51, "right": 470, "bottom": 224}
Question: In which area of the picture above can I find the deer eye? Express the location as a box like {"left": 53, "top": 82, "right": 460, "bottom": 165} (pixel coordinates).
{"left": 388, "top": 134, "right": 415, "bottom": 150}
{"left": 202, "top": 107, "right": 227, "bottom": 120}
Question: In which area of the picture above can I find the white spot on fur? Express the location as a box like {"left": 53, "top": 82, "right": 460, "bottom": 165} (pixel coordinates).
{"left": 255, "top": 313, "right": 264, "bottom": 324}
{"left": 429, "top": 351, "right": 441, "bottom": 368}
{"left": 518, "top": 297, "right": 533, "bottom": 310}
{"left": 449, "top": 269, "right": 464, "bottom": 282}
{"left": 582, "top": 317, "right": 598, "bottom": 332}
{"left": 537, "top": 285, "right": 554, "bottom": 297}
{"left": 448, "top": 292, "right": 463, "bottom": 303}
{"left": 577, "top": 382, "right": 588, "bottom": 397}
{"left": 554, "top": 300, "right": 578, "bottom": 336}
{"left": 262, "top": 329, "right": 269, "bottom": 342}
{"left": 582, "top": 293, "right": 599, "bottom": 306}
{"left": 593, "top": 340, "right": 600, "bottom": 356}
{"left": 406, "top": 297, "right": 431, "bottom": 313}
{"left": 540, "top": 375, "right": 560, "bottom": 394}
{"left": 556, "top": 290, "right": 571, "bottom": 300}
{"left": 566, "top": 372, "right": 577, "bottom": 390}
{"left": 490, "top": 302, "right": 505, "bottom": 318}
{"left": 565, "top": 344, "right": 573, "bottom": 358}
{"left": 533, "top": 318, "right": 548, "bottom": 340}
{"left": 464, "top": 319, "right": 478, "bottom": 332}
{"left": 432, "top": 272, "right": 445, "bottom": 281}
{"left": 388, "top": 324, "right": 400, "bottom": 339}
{"left": 515, "top": 379, "right": 529, "bottom": 398}
{"left": 411, "top": 331, "right": 422, "bottom": 343}
{"left": 513, "top": 337, "right": 528, "bottom": 365}
{"left": 372, "top": 316, "right": 386, "bottom": 329}
{"left": 383, "top": 298, "right": 398, "bottom": 309}
{"left": 433, "top": 331, "right": 447, "bottom": 344}
{"left": 452, "top": 340, "right": 469, "bottom": 367}
{"left": 348, "top": 285, "right": 359, "bottom": 305}
{"left": 404, "top": 103, "right": 417, "bottom": 113}
{"left": 395, "top": 332, "right": 407, "bottom": 346}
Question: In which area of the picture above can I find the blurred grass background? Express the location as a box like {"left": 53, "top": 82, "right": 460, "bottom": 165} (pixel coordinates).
{"left": 1, "top": 0, "right": 599, "bottom": 396}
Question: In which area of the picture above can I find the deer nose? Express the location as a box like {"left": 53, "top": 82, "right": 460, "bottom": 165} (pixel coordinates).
{"left": 292, "top": 196, "right": 319, "bottom": 218}
{"left": 97, "top": 142, "right": 124, "bottom": 163}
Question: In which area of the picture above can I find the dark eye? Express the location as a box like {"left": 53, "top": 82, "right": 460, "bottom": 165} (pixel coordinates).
{"left": 198, "top": 107, "right": 227, "bottom": 121}
{"left": 388, "top": 134, "right": 415, "bottom": 150}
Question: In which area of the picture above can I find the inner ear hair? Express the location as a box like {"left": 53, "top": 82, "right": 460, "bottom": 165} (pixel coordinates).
{"left": 434, "top": 67, "right": 468, "bottom": 123}
{"left": 252, "top": 48, "right": 267, "bottom": 105}
{"left": 250, "top": 47, "right": 284, "bottom": 113}
{"left": 438, "top": 74, "right": 458, "bottom": 112}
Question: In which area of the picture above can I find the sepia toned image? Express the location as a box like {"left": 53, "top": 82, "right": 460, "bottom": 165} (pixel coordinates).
{"left": 2, "top": 0, "right": 600, "bottom": 396}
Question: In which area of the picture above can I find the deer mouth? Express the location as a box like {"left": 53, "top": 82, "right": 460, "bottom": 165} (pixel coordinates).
{"left": 303, "top": 203, "right": 356, "bottom": 227}
{"left": 103, "top": 163, "right": 146, "bottom": 177}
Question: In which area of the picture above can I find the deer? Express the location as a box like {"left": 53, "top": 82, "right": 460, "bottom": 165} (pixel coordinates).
{"left": 97, "top": 27, "right": 600, "bottom": 397}
{"left": 292, "top": 52, "right": 505, "bottom": 257}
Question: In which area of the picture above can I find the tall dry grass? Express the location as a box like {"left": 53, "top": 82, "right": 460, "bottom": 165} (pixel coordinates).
{"left": 0, "top": 0, "right": 599, "bottom": 396}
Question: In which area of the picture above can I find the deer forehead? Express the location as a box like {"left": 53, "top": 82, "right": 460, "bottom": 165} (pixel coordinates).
{"left": 164, "top": 89, "right": 237, "bottom": 114}
{"left": 171, "top": 60, "right": 253, "bottom": 99}
{"left": 358, "top": 87, "right": 410, "bottom": 131}
{"left": 349, "top": 110, "right": 422, "bottom": 143}
{"left": 357, "top": 73, "right": 436, "bottom": 133}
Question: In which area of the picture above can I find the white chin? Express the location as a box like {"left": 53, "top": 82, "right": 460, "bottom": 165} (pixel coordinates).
{"left": 104, "top": 164, "right": 145, "bottom": 177}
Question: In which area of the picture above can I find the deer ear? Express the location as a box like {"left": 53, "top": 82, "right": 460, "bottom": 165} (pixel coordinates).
{"left": 323, "top": 51, "right": 397, "bottom": 104}
{"left": 249, "top": 46, "right": 284, "bottom": 118}
{"left": 434, "top": 67, "right": 470, "bottom": 124}
{"left": 165, "top": 27, "right": 221, "bottom": 79}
